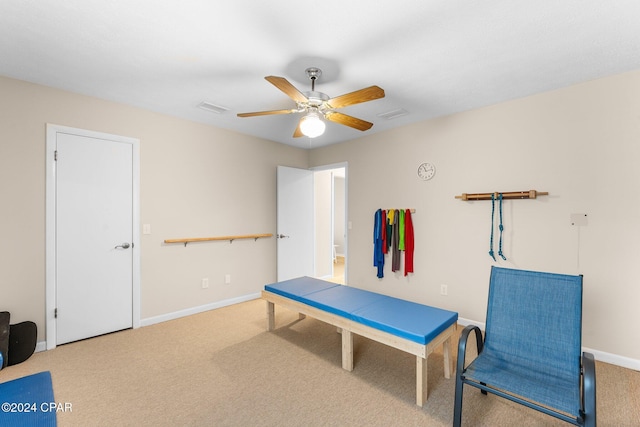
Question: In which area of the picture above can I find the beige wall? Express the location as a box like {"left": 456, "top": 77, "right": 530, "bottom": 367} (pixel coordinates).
{"left": 309, "top": 70, "right": 640, "bottom": 365}
{"left": 0, "top": 76, "right": 308, "bottom": 341}
{"left": 2, "top": 68, "right": 639, "bottom": 367}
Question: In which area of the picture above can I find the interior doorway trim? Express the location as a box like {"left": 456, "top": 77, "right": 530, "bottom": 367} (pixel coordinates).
{"left": 45, "top": 124, "right": 141, "bottom": 350}
{"left": 311, "top": 161, "right": 348, "bottom": 283}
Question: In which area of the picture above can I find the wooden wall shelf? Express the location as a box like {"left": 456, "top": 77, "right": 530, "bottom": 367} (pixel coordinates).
{"left": 455, "top": 190, "right": 548, "bottom": 201}
{"left": 164, "top": 233, "right": 273, "bottom": 247}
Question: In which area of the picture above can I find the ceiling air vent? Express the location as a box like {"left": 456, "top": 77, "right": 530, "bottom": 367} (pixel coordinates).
{"left": 197, "top": 101, "right": 229, "bottom": 114}
{"left": 377, "top": 108, "right": 409, "bottom": 120}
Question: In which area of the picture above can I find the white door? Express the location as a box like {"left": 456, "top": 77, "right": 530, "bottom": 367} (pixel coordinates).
{"left": 277, "top": 166, "right": 314, "bottom": 281}
{"left": 53, "top": 130, "right": 135, "bottom": 345}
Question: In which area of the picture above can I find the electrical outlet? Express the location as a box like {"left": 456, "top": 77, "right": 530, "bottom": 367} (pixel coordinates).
{"left": 225, "top": 274, "right": 231, "bottom": 284}
{"left": 201, "top": 278, "right": 209, "bottom": 289}
{"left": 440, "top": 284, "right": 448, "bottom": 296}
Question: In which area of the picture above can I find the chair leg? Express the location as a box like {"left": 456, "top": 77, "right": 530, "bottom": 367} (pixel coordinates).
{"left": 453, "top": 376, "right": 464, "bottom": 427}
{"left": 582, "top": 352, "right": 597, "bottom": 427}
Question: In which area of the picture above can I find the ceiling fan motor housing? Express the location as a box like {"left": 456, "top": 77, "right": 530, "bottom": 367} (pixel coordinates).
{"left": 303, "top": 90, "right": 329, "bottom": 107}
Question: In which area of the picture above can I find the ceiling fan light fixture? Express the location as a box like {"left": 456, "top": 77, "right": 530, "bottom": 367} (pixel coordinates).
{"left": 299, "top": 112, "right": 326, "bottom": 138}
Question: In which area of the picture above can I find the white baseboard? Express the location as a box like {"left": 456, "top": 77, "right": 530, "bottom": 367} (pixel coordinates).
{"left": 584, "top": 347, "right": 640, "bottom": 371}
{"left": 456, "top": 317, "right": 639, "bottom": 372}
{"left": 35, "top": 341, "right": 47, "bottom": 353}
{"left": 140, "top": 292, "right": 261, "bottom": 327}
{"left": 457, "top": 317, "right": 485, "bottom": 330}
{"left": 34, "top": 294, "right": 262, "bottom": 352}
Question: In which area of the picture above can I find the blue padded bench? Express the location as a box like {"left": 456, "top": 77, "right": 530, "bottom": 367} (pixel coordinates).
{"left": 263, "top": 276, "right": 458, "bottom": 406}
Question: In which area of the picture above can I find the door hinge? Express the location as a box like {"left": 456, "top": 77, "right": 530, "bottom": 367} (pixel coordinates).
{"left": 54, "top": 308, "right": 57, "bottom": 318}
{"left": 54, "top": 150, "right": 58, "bottom": 161}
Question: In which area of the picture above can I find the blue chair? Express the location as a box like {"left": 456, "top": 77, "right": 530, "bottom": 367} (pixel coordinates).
{"left": 453, "top": 267, "right": 596, "bottom": 426}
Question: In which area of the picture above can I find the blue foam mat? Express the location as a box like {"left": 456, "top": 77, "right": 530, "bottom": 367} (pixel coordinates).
{"left": 265, "top": 276, "right": 340, "bottom": 300}
{"left": 290, "top": 285, "right": 387, "bottom": 319}
{"left": 0, "top": 371, "right": 57, "bottom": 426}
{"left": 353, "top": 297, "right": 458, "bottom": 344}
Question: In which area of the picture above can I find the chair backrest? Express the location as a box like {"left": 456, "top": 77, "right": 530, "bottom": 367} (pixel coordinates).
{"left": 484, "top": 267, "right": 583, "bottom": 382}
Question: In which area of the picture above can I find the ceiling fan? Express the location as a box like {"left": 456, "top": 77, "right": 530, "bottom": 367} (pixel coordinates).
{"left": 237, "top": 67, "right": 385, "bottom": 138}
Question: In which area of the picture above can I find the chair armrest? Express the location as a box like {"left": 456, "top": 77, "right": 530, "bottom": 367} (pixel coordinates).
{"left": 456, "top": 325, "right": 484, "bottom": 373}
{"left": 454, "top": 325, "right": 485, "bottom": 426}
{"left": 581, "top": 351, "right": 597, "bottom": 427}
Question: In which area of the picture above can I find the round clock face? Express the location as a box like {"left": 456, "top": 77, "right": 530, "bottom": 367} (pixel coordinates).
{"left": 417, "top": 162, "right": 436, "bottom": 180}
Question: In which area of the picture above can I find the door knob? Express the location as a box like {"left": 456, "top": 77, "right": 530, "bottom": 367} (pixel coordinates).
{"left": 276, "top": 234, "right": 290, "bottom": 239}
{"left": 115, "top": 242, "right": 131, "bottom": 249}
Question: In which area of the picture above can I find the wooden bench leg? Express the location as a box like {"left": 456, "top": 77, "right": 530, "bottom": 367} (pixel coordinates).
{"left": 266, "top": 300, "right": 275, "bottom": 331}
{"left": 341, "top": 329, "right": 353, "bottom": 371}
{"left": 416, "top": 356, "right": 428, "bottom": 407}
{"left": 443, "top": 336, "right": 453, "bottom": 379}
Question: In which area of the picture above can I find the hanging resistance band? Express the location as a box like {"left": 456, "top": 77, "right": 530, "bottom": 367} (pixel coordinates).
{"left": 489, "top": 193, "right": 496, "bottom": 261}
{"left": 489, "top": 193, "right": 507, "bottom": 261}
{"left": 497, "top": 193, "right": 506, "bottom": 260}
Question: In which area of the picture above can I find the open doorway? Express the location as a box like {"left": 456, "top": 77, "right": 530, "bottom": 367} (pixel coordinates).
{"left": 313, "top": 165, "right": 347, "bottom": 284}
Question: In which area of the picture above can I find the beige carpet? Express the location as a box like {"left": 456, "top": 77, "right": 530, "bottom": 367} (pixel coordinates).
{"left": 1, "top": 299, "right": 638, "bottom": 426}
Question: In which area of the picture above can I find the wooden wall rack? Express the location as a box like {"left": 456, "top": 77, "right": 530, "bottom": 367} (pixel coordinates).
{"left": 455, "top": 190, "right": 548, "bottom": 201}
{"left": 164, "top": 233, "right": 273, "bottom": 247}
{"left": 384, "top": 208, "right": 416, "bottom": 213}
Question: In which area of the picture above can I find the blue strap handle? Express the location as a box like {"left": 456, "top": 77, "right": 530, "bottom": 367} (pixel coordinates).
{"left": 498, "top": 193, "right": 507, "bottom": 260}
{"left": 489, "top": 193, "right": 496, "bottom": 261}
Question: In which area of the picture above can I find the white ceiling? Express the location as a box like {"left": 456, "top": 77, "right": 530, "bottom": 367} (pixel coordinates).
{"left": 2, "top": 1, "right": 640, "bottom": 149}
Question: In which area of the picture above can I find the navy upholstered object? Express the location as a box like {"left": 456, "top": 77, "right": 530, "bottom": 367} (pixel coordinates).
{"left": 0, "top": 371, "right": 57, "bottom": 426}
{"left": 265, "top": 276, "right": 458, "bottom": 345}
{"left": 453, "top": 267, "right": 596, "bottom": 427}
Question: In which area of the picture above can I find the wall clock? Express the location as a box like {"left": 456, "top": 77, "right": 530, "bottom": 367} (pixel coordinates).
{"left": 417, "top": 162, "right": 436, "bottom": 180}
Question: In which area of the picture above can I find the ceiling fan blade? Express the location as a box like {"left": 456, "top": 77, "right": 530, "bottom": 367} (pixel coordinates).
{"left": 293, "top": 119, "right": 304, "bottom": 138}
{"left": 327, "top": 85, "right": 385, "bottom": 109}
{"left": 325, "top": 112, "right": 373, "bottom": 131}
{"left": 237, "top": 109, "right": 296, "bottom": 117}
{"left": 265, "top": 76, "right": 308, "bottom": 104}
